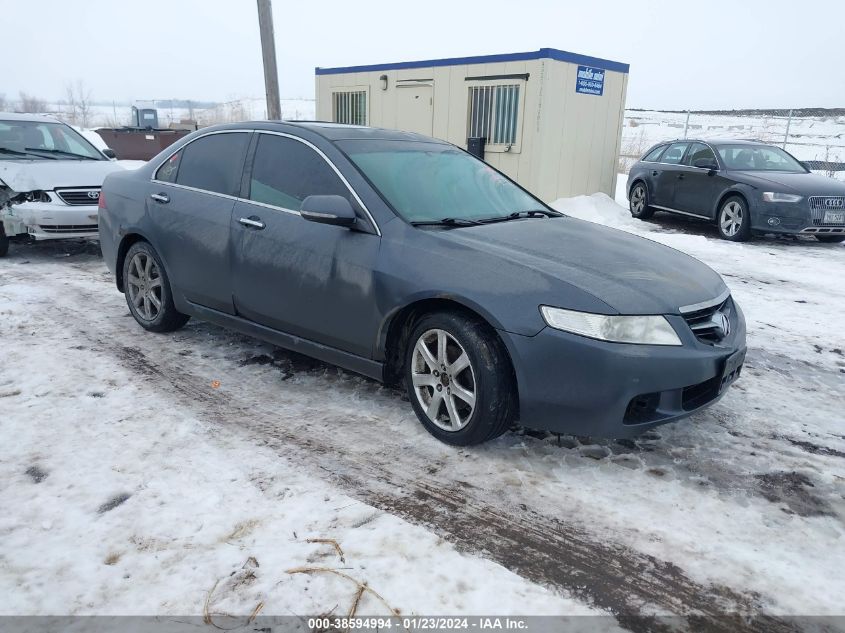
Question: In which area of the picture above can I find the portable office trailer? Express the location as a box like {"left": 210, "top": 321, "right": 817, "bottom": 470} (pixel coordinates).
{"left": 315, "top": 48, "right": 629, "bottom": 202}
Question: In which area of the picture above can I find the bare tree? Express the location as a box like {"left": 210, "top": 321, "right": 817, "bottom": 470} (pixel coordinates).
{"left": 17, "top": 92, "right": 47, "bottom": 113}
{"left": 63, "top": 80, "right": 94, "bottom": 127}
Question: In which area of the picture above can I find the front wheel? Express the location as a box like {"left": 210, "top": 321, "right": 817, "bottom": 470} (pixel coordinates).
{"left": 629, "top": 182, "right": 654, "bottom": 219}
{"left": 717, "top": 196, "right": 751, "bottom": 241}
{"left": 123, "top": 241, "right": 189, "bottom": 332}
{"left": 815, "top": 235, "right": 845, "bottom": 243}
{"left": 0, "top": 226, "right": 9, "bottom": 258}
{"left": 404, "top": 312, "right": 516, "bottom": 446}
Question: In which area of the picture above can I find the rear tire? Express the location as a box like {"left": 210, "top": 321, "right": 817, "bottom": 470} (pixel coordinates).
{"left": 123, "top": 241, "right": 189, "bottom": 333}
{"left": 0, "top": 226, "right": 9, "bottom": 258}
{"left": 717, "top": 196, "right": 751, "bottom": 241}
{"left": 404, "top": 311, "right": 516, "bottom": 446}
{"left": 815, "top": 235, "right": 845, "bottom": 243}
{"left": 629, "top": 182, "right": 655, "bottom": 219}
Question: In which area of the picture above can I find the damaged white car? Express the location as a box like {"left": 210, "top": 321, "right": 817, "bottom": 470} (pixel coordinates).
{"left": 0, "top": 113, "right": 124, "bottom": 256}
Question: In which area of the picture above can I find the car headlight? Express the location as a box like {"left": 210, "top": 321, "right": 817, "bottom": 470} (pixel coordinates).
{"left": 539, "top": 306, "right": 682, "bottom": 346}
{"left": 762, "top": 192, "right": 802, "bottom": 203}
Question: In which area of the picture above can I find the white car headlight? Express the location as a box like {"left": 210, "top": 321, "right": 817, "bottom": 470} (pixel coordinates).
{"left": 762, "top": 192, "right": 802, "bottom": 203}
{"left": 540, "top": 306, "right": 682, "bottom": 346}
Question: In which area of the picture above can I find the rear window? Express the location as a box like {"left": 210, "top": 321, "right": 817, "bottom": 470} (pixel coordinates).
{"left": 642, "top": 145, "right": 666, "bottom": 162}
{"left": 660, "top": 142, "right": 690, "bottom": 165}
{"left": 170, "top": 132, "right": 250, "bottom": 196}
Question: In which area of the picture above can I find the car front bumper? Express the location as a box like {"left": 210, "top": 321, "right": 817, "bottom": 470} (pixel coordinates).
{"left": 2, "top": 200, "right": 100, "bottom": 241}
{"left": 499, "top": 305, "right": 747, "bottom": 439}
{"left": 751, "top": 199, "right": 845, "bottom": 236}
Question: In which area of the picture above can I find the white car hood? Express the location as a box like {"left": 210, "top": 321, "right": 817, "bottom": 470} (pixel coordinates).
{"left": 0, "top": 159, "right": 125, "bottom": 192}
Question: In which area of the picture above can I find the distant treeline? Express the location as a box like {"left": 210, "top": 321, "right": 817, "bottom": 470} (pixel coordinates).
{"left": 628, "top": 108, "right": 845, "bottom": 117}
{"left": 91, "top": 99, "right": 218, "bottom": 109}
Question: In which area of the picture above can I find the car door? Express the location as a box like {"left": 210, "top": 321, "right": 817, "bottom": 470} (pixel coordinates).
{"left": 149, "top": 131, "right": 250, "bottom": 314}
{"left": 650, "top": 141, "right": 689, "bottom": 206}
{"left": 231, "top": 132, "right": 381, "bottom": 358}
{"left": 673, "top": 142, "right": 725, "bottom": 218}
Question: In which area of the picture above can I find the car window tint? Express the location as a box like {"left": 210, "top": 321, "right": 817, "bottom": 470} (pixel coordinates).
{"left": 643, "top": 145, "right": 666, "bottom": 162}
{"left": 174, "top": 133, "right": 250, "bottom": 196}
{"left": 155, "top": 150, "right": 181, "bottom": 183}
{"left": 660, "top": 142, "right": 689, "bottom": 165}
{"left": 684, "top": 143, "right": 717, "bottom": 166}
{"left": 248, "top": 134, "right": 349, "bottom": 210}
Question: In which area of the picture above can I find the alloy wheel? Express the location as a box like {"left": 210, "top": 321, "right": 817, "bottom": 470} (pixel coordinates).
{"left": 411, "top": 328, "right": 476, "bottom": 432}
{"left": 126, "top": 252, "right": 163, "bottom": 321}
{"left": 630, "top": 185, "right": 645, "bottom": 214}
{"left": 720, "top": 201, "right": 743, "bottom": 237}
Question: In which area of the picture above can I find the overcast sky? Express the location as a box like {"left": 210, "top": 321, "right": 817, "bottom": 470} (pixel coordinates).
{"left": 4, "top": 0, "right": 843, "bottom": 110}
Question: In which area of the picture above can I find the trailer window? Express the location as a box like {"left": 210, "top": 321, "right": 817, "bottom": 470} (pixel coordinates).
{"left": 467, "top": 84, "right": 521, "bottom": 147}
{"left": 332, "top": 91, "right": 367, "bottom": 126}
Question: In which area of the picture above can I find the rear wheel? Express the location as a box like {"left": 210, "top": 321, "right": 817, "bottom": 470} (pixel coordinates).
{"left": 404, "top": 312, "right": 515, "bottom": 446}
{"left": 629, "top": 182, "right": 654, "bottom": 219}
{"left": 123, "top": 241, "right": 189, "bottom": 332}
{"left": 815, "top": 235, "right": 845, "bottom": 243}
{"left": 0, "top": 226, "right": 8, "bottom": 258}
{"left": 717, "top": 196, "right": 751, "bottom": 241}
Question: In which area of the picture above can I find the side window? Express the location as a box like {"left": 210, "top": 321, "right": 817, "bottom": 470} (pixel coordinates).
{"left": 333, "top": 91, "right": 367, "bottom": 125}
{"left": 156, "top": 150, "right": 181, "bottom": 183}
{"left": 642, "top": 145, "right": 666, "bottom": 162}
{"left": 684, "top": 142, "right": 717, "bottom": 167}
{"left": 248, "top": 134, "right": 349, "bottom": 210}
{"left": 173, "top": 132, "right": 250, "bottom": 196}
{"left": 660, "top": 142, "right": 690, "bottom": 165}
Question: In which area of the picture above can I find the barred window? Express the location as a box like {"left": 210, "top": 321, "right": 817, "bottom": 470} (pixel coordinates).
{"left": 333, "top": 91, "right": 367, "bottom": 126}
{"left": 467, "top": 84, "right": 520, "bottom": 146}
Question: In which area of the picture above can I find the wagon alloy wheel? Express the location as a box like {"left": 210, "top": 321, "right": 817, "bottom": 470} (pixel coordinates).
{"left": 720, "top": 201, "right": 743, "bottom": 237}
{"left": 411, "top": 328, "right": 477, "bottom": 432}
{"left": 631, "top": 185, "right": 645, "bottom": 214}
{"left": 127, "top": 252, "right": 163, "bottom": 321}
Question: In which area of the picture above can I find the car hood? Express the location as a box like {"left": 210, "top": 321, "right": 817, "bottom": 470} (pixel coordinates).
{"left": 730, "top": 170, "right": 845, "bottom": 195}
{"left": 0, "top": 159, "right": 124, "bottom": 193}
{"left": 431, "top": 217, "right": 727, "bottom": 315}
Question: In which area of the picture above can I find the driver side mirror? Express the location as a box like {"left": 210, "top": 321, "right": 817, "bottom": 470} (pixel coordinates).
{"left": 693, "top": 157, "right": 718, "bottom": 171}
{"left": 300, "top": 195, "right": 357, "bottom": 228}
{"left": 102, "top": 148, "right": 117, "bottom": 159}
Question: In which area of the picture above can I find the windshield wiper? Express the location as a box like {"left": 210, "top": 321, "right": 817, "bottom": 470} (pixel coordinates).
{"left": 24, "top": 147, "right": 97, "bottom": 160}
{"left": 410, "top": 217, "right": 484, "bottom": 227}
{"left": 477, "top": 209, "right": 559, "bottom": 224}
{"left": 0, "top": 147, "right": 56, "bottom": 159}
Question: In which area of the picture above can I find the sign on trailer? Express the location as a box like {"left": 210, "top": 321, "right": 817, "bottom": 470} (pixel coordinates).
{"left": 575, "top": 65, "right": 604, "bottom": 96}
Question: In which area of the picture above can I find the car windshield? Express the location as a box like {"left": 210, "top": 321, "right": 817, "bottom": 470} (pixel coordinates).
{"left": 340, "top": 140, "right": 545, "bottom": 223}
{"left": 716, "top": 144, "right": 805, "bottom": 172}
{"left": 0, "top": 119, "right": 103, "bottom": 161}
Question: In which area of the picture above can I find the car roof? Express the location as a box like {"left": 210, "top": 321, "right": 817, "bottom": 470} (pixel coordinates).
{"left": 205, "top": 120, "right": 450, "bottom": 144}
{"left": 656, "top": 138, "right": 774, "bottom": 147}
{"left": 0, "top": 111, "right": 62, "bottom": 123}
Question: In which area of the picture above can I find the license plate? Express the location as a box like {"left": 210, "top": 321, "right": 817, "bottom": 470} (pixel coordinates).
{"left": 824, "top": 210, "right": 845, "bottom": 224}
{"left": 719, "top": 349, "right": 746, "bottom": 394}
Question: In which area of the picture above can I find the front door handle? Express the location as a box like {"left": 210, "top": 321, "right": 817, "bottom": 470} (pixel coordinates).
{"left": 150, "top": 193, "right": 169, "bottom": 204}
{"left": 677, "top": 173, "right": 685, "bottom": 180}
{"left": 238, "top": 216, "right": 265, "bottom": 230}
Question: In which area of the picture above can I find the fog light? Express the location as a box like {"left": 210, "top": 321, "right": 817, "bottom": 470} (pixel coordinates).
{"left": 767, "top": 217, "right": 781, "bottom": 226}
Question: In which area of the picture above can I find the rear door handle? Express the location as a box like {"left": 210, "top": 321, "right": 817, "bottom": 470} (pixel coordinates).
{"left": 238, "top": 216, "right": 265, "bottom": 230}
{"left": 150, "top": 193, "right": 169, "bottom": 204}
{"left": 652, "top": 170, "right": 659, "bottom": 176}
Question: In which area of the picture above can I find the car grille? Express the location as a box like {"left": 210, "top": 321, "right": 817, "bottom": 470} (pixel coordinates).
{"left": 40, "top": 224, "right": 99, "bottom": 234}
{"left": 809, "top": 196, "right": 845, "bottom": 225}
{"left": 681, "top": 296, "right": 732, "bottom": 344}
{"left": 55, "top": 188, "right": 101, "bottom": 206}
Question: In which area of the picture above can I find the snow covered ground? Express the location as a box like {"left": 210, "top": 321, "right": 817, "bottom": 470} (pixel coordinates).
{"left": 1, "top": 193, "right": 844, "bottom": 629}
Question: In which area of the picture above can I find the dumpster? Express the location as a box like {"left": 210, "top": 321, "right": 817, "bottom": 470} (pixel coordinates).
{"left": 94, "top": 128, "right": 191, "bottom": 161}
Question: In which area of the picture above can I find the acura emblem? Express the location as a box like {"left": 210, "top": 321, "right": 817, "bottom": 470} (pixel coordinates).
{"left": 824, "top": 198, "right": 843, "bottom": 208}
{"left": 87, "top": 190, "right": 100, "bottom": 200}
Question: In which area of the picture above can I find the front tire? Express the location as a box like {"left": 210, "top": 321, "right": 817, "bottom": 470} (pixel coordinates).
{"left": 0, "top": 226, "right": 9, "bottom": 258}
{"left": 123, "top": 241, "right": 189, "bottom": 332}
{"left": 629, "top": 182, "right": 654, "bottom": 219}
{"left": 717, "top": 196, "right": 751, "bottom": 241}
{"left": 404, "top": 312, "right": 516, "bottom": 446}
{"left": 815, "top": 235, "right": 845, "bottom": 243}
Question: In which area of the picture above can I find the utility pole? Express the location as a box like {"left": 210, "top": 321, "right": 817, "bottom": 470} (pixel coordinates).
{"left": 782, "top": 109, "right": 793, "bottom": 150}
{"left": 256, "top": 0, "right": 281, "bottom": 120}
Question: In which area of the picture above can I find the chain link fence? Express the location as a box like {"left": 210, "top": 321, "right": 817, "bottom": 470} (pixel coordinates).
{"left": 619, "top": 108, "right": 845, "bottom": 180}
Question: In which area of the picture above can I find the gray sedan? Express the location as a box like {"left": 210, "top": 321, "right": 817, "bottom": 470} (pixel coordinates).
{"left": 99, "top": 122, "right": 746, "bottom": 445}
{"left": 627, "top": 139, "right": 845, "bottom": 242}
